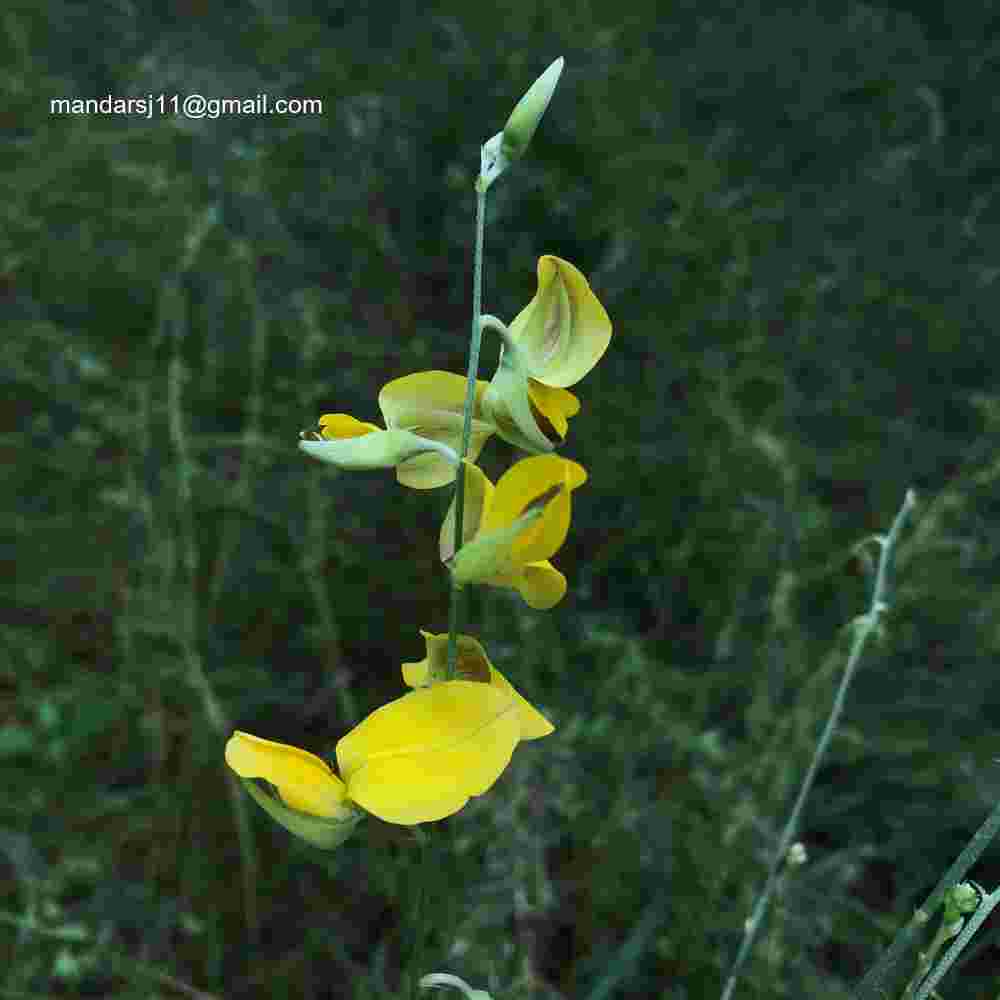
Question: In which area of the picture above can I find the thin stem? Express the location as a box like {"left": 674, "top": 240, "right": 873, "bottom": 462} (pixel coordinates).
{"left": 721, "top": 488, "right": 918, "bottom": 1000}
{"left": 445, "top": 180, "right": 487, "bottom": 680}
{"left": 912, "top": 888, "right": 1000, "bottom": 1000}
{"left": 852, "top": 806, "right": 1000, "bottom": 999}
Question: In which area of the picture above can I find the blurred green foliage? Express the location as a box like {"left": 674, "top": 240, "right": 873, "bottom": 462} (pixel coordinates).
{"left": 6, "top": 1, "right": 1000, "bottom": 997}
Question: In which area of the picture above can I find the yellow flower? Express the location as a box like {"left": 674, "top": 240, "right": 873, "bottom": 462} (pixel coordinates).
{"left": 402, "top": 630, "right": 554, "bottom": 739}
{"left": 226, "top": 679, "right": 521, "bottom": 830}
{"left": 507, "top": 256, "right": 612, "bottom": 388}
{"left": 441, "top": 454, "right": 586, "bottom": 609}
{"left": 299, "top": 371, "right": 495, "bottom": 489}
{"left": 480, "top": 257, "right": 611, "bottom": 452}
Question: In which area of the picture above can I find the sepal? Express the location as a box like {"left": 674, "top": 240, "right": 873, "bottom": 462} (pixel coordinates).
{"left": 299, "top": 426, "right": 456, "bottom": 472}
{"left": 240, "top": 778, "right": 365, "bottom": 849}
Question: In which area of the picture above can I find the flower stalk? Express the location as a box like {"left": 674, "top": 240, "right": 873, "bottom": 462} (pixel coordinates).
{"left": 232, "top": 57, "right": 586, "bottom": 846}
{"left": 446, "top": 181, "right": 487, "bottom": 681}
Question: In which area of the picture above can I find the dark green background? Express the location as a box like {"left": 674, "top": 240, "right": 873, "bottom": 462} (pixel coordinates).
{"left": 6, "top": 1, "right": 1000, "bottom": 997}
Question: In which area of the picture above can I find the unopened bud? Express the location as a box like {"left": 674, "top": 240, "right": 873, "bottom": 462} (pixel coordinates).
{"left": 501, "top": 57, "right": 564, "bottom": 161}
{"left": 478, "top": 57, "right": 564, "bottom": 192}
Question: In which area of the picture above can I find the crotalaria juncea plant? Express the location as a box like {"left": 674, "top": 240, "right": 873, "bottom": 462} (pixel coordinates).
{"left": 233, "top": 57, "right": 598, "bottom": 869}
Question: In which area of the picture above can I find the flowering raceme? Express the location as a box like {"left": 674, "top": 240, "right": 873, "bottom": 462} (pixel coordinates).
{"left": 481, "top": 255, "right": 612, "bottom": 453}
{"left": 299, "top": 371, "right": 496, "bottom": 489}
{"left": 233, "top": 61, "right": 604, "bottom": 849}
{"left": 441, "top": 454, "right": 587, "bottom": 609}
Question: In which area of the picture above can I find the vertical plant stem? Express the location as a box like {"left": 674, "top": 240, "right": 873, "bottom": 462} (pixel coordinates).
{"left": 445, "top": 181, "right": 487, "bottom": 680}
{"left": 721, "top": 488, "right": 918, "bottom": 1000}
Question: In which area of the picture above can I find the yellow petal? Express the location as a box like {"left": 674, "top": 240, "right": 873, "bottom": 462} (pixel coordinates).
{"left": 395, "top": 452, "right": 455, "bottom": 490}
{"left": 527, "top": 380, "right": 580, "bottom": 441}
{"left": 440, "top": 460, "right": 494, "bottom": 563}
{"left": 516, "top": 561, "right": 568, "bottom": 612}
{"left": 402, "top": 632, "right": 554, "bottom": 739}
{"left": 378, "top": 371, "right": 495, "bottom": 489}
{"left": 318, "top": 413, "right": 382, "bottom": 439}
{"left": 481, "top": 455, "right": 587, "bottom": 566}
{"left": 225, "top": 731, "right": 348, "bottom": 818}
{"left": 508, "top": 256, "right": 612, "bottom": 388}
{"left": 402, "top": 630, "right": 490, "bottom": 687}
{"left": 336, "top": 682, "right": 521, "bottom": 825}
{"left": 401, "top": 659, "right": 429, "bottom": 687}
{"left": 487, "top": 660, "right": 555, "bottom": 739}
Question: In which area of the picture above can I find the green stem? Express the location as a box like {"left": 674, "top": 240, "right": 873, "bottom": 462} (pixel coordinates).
{"left": 445, "top": 181, "right": 487, "bottom": 680}
{"left": 911, "top": 888, "right": 1000, "bottom": 1000}
{"left": 721, "top": 488, "right": 918, "bottom": 1000}
{"left": 853, "top": 810, "right": 1000, "bottom": 999}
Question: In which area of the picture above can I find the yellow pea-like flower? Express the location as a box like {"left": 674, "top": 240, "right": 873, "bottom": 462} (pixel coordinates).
{"left": 402, "top": 630, "right": 554, "bottom": 740}
{"left": 441, "top": 454, "right": 586, "bottom": 609}
{"left": 336, "top": 681, "right": 521, "bottom": 825}
{"left": 299, "top": 371, "right": 495, "bottom": 489}
{"left": 480, "top": 256, "right": 610, "bottom": 452}
{"left": 226, "top": 679, "right": 522, "bottom": 833}
{"left": 510, "top": 255, "right": 612, "bottom": 387}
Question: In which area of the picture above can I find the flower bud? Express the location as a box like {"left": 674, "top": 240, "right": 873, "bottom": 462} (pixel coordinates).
{"left": 502, "top": 57, "right": 565, "bottom": 162}
{"left": 478, "top": 57, "right": 564, "bottom": 191}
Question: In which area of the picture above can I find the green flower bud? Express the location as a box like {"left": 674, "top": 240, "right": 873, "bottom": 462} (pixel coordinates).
{"left": 478, "top": 57, "right": 564, "bottom": 192}
{"left": 502, "top": 57, "right": 564, "bottom": 161}
{"left": 945, "top": 882, "right": 982, "bottom": 919}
